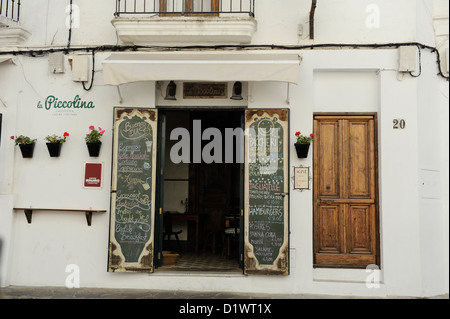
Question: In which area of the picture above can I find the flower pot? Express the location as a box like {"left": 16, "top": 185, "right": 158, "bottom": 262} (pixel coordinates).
{"left": 46, "top": 142, "right": 62, "bottom": 157}
{"left": 294, "top": 143, "right": 310, "bottom": 158}
{"left": 86, "top": 142, "right": 102, "bottom": 157}
{"left": 19, "top": 143, "right": 35, "bottom": 158}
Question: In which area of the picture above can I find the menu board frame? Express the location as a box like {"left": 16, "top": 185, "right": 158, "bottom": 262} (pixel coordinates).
{"left": 108, "top": 107, "right": 158, "bottom": 273}
{"left": 244, "top": 109, "right": 289, "bottom": 275}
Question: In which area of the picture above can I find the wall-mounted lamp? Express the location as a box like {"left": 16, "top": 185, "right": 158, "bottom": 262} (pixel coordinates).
{"left": 231, "top": 81, "right": 243, "bottom": 100}
{"left": 165, "top": 81, "right": 177, "bottom": 100}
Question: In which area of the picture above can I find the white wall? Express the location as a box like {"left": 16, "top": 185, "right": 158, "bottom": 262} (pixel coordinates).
{"left": 1, "top": 49, "right": 440, "bottom": 298}
{"left": 0, "top": 0, "right": 448, "bottom": 297}
{"left": 417, "top": 51, "right": 449, "bottom": 296}
{"left": 14, "top": 0, "right": 432, "bottom": 48}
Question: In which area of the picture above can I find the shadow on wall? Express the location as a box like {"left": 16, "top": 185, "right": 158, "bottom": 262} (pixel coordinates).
{"left": 0, "top": 237, "right": 3, "bottom": 299}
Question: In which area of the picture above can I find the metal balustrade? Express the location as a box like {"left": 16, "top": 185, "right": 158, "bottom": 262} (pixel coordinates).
{"left": 115, "top": 0, "right": 255, "bottom": 17}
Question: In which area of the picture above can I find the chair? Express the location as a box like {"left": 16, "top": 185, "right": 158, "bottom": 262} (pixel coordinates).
{"left": 224, "top": 211, "right": 240, "bottom": 259}
{"left": 203, "top": 208, "right": 226, "bottom": 255}
{"left": 163, "top": 212, "right": 183, "bottom": 253}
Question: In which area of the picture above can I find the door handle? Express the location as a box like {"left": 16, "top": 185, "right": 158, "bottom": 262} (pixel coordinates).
{"left": 274, "top": 192, "right": 289, "bottom": 197}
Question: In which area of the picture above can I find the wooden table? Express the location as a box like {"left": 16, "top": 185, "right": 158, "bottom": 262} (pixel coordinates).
{"left": 168, "top": 213, "right": 200, "bottom": 254}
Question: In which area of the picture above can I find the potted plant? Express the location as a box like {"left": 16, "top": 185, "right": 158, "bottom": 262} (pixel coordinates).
{"left": 44, "top": 132, "right": 69, "bottom": 157}
{"left": 85, "top": 126, "right": 105, "bottom": 157}
{"left": 294, "top": 131, "right": 314, "bottom": 158}
{"left": 11, "top": 135, "right": 37, "bottom": 158}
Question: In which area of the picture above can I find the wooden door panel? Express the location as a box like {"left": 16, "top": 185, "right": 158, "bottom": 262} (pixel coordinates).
{"left": 315, "top": 253, "right": 376, "bottom": 266}
{"left": 346, "top": 204, "right": 375, "bottom": 254}
{"left": 244, "top": 109, "right": 289, "bottom": 275}
{"left": 160, "top": 0, "right": 219, "bottom": 16}
{"left": 109, "top": 108, "right": 158, "bottom": 273}
{"left": 315, "top": 205, "right": 343, "bottom": 253}
{"left": 316, "top": 120, "right": 340, "bottom": 198}
{"left": 347, "top": 120, "right": 374, "bottom": 199}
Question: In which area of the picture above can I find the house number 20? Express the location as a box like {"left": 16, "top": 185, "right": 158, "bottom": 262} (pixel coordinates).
{"left": 393, "top": 119, "right": 406, "bottom": 129}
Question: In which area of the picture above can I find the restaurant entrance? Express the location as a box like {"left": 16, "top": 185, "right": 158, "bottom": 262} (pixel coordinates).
{"left": 155, "top": 109, "right": 244, "bottom": 272}
{"left": 109, "top": 107, "right": 289, "bottom": 275}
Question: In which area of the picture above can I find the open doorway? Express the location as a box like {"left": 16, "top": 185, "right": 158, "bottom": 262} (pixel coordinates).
{"left": 156, "top": 109, "right": 244, "bottom": 272}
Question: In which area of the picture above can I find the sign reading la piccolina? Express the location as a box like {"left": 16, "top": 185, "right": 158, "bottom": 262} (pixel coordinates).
{"left": 37, "top": 95, "right": 95, "bottom": 110}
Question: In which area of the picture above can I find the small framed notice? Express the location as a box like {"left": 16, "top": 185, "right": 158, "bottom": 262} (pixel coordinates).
{"left": 294, "top": 166, "right": 310, "bottom": 190}
{"left": 84, "top": 162, "right": 103, "bottom": 188}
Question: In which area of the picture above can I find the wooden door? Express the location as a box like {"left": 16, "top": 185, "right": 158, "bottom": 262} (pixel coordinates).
{"left": 244, "top": 109, "right": 289, "bottom": 275}
{"left": 108, "top": 108, "right": 158, "bottom": 272}
{"left": 160, "top": 0, "right": 219, "bottom": 16}
{"left": 154, "top": 112, "right": 167, "bottom": 269}
{"left": 313, "top": 114, "right": 379, "bottom": 268}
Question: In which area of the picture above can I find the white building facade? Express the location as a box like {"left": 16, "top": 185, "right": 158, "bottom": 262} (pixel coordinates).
{"left": 0, "top": 0, "right": 448, "bottom": 298}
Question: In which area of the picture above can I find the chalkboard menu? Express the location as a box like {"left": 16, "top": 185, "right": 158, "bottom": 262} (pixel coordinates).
{"left": 245, "top": 110, "right": 289, "bottom": 275}
{"left": 109, "top": 108, "right": 157, "bottom": 272}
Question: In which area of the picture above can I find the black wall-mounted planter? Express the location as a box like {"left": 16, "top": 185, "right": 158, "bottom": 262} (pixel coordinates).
{"left": 19, "top": 143, "right": 35, "bottom": 158}
{"left": 294, "top": 143, "right": 310, "bottom": 158}
{"left": 46, "top": 143, "right": 62, "bottom": 157}
{"left": 86, "top": 142, "right": 102, "bottom": 157}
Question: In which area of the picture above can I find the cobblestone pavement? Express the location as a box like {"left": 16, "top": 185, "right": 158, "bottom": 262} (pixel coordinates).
{"left": 0, "top": 285, "right": 448, "bottom": 299}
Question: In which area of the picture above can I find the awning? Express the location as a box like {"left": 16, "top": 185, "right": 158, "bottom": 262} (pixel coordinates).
{"left": 102, "top": 51, "right": 301, "bottom": 85}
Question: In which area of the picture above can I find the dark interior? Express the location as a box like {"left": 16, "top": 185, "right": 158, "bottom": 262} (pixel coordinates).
{"left": 161, "top": 110, "right": 242, "bottom": 271}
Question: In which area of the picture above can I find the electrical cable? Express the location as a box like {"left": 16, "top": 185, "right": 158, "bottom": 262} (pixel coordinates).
{"left": 0, "top": 42, "right": 448, "bottom": 80}
{"left": 409, "top": 45, "right": 422, "bottom": 78}
{"left": 82, "top": 50, "right": 95, "bottom": 91}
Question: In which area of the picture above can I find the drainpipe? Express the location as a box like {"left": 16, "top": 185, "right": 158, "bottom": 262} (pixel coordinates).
{"left": 67, "top": 0, "right": 73, "bottom": 48}
{"left": 310, "top": 0, "right": 317, "bottom": 40}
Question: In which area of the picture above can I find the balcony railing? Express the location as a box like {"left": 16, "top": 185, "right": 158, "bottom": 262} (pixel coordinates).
{"left": 0, "top": 0, "right": 21, "bottom": 22}
{"left": 115, "top": 0, "right": 255, "bottom": 17}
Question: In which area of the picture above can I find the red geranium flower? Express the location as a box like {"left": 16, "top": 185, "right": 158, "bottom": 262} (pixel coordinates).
{"left": 294, "top": 131, "right": 314, "bottom": 144}
{"left": 63, "top": 132, "right": 69, "bottom": 137}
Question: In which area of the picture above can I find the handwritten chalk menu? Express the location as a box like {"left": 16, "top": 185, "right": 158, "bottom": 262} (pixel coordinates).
{"left": 245, "top": 110, "right": 289, "bottom": 275}
{"left": 108, "top": 108, "right": 157, "bottom": 272}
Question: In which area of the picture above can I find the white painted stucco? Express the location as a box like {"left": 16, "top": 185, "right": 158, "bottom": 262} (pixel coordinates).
{"left": 0, "top": 0, "right": 448, "bottom": 298}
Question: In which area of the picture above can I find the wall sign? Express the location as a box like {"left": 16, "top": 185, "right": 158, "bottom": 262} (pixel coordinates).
{"left": 83, "top": 162, "right": 102, "bottom": 188}
{"left": 37, "top": 95, "right": 95, "bottom": 117}
{"left": 294, "top": 166, "right": 310, "bottom": 190}
{"left": 183, "top": 82, "right": 227, "bottom": 99}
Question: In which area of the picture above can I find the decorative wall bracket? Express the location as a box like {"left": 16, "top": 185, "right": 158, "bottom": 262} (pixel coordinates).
{"left": 14, "top": 208, "right": 107, "bottom": 226}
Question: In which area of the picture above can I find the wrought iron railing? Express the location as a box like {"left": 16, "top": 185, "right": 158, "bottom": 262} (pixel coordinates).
{"left": 0, "top": 0, "right": 21, "bottom": 22}
{"left": 115, "top": 0, "right": 255, "bottom": 17}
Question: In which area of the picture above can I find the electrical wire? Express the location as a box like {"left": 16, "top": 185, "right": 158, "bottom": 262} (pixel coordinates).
{"left": 0, "top": 42, "right": 448, "bottom": 80}
{"left": 82, "top": 50, "right": 95, "bottom": 91}
{"left": 409, "top": 45, "right": 422, "bottom": 78}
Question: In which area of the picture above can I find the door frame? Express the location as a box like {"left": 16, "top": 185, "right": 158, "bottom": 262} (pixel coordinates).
{"left": 154, "top": 107, "right": 246, "bottom": 270}
{"left": 154, "top": 112, "right": 166, "bottom": 268}
{"left": 312, "top": 112, "right": 381, "bottom": 268}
